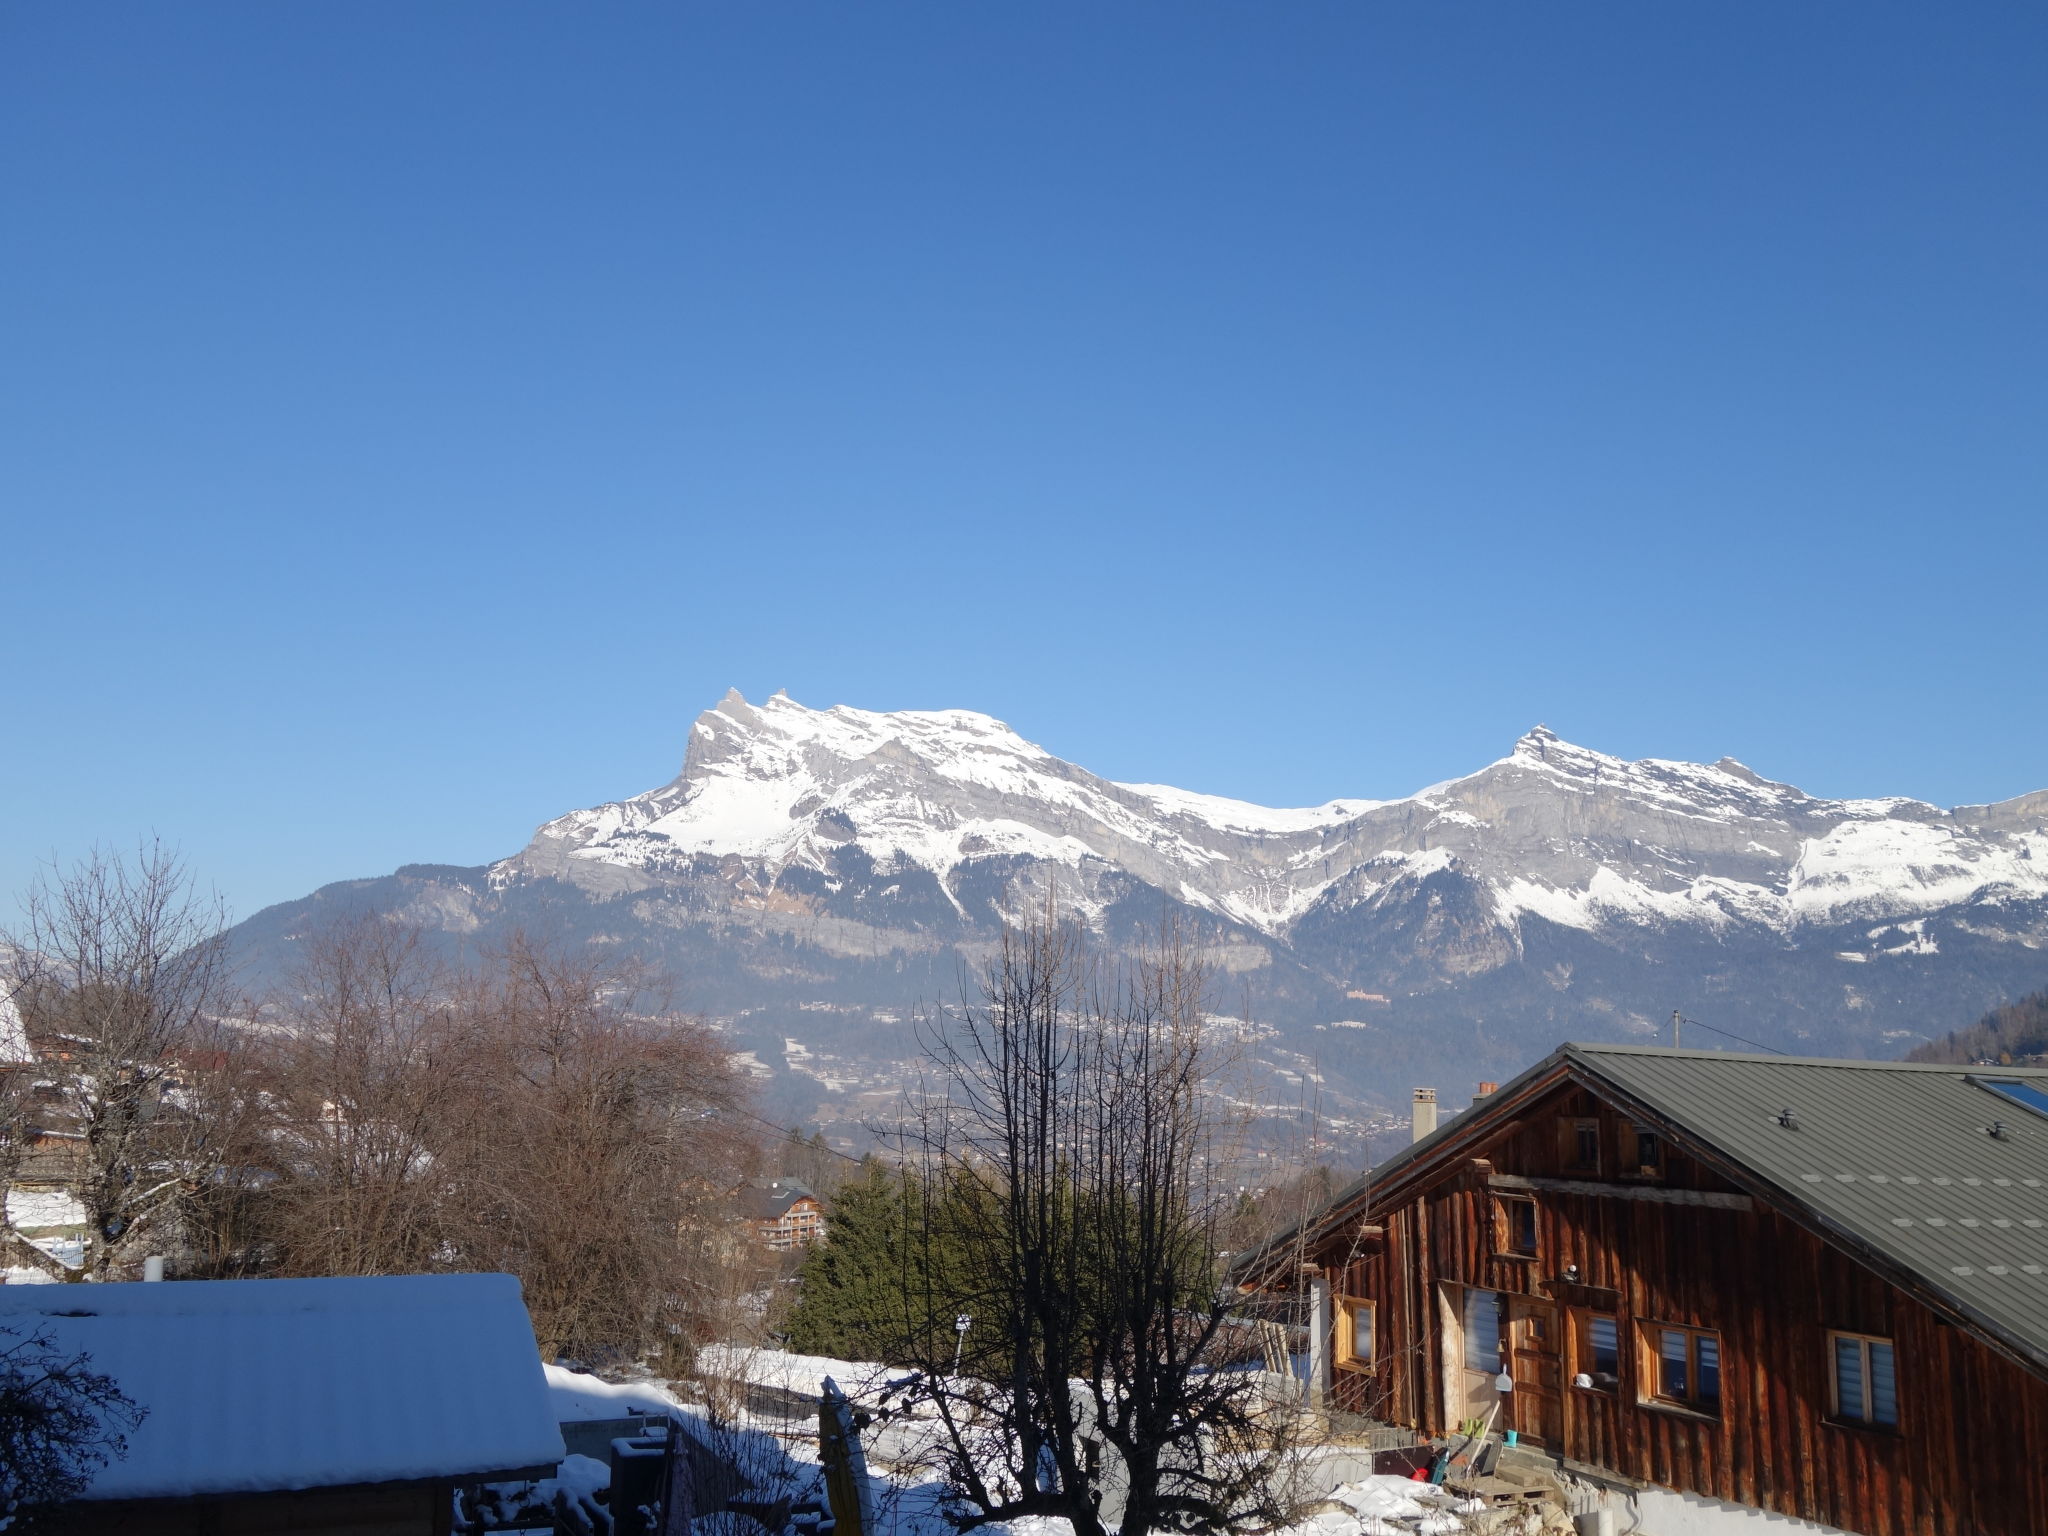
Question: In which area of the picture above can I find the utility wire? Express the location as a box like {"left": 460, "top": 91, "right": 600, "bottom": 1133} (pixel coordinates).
{"left": 1672, "top": 1010, "right": 1791, "bottom": 1057}
{"left": 722, "top": 1102, "right": 872, "bottom": 1164}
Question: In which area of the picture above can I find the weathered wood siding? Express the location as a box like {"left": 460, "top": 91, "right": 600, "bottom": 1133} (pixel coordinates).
{"left": 1315, "top": 1079, "right": 2048, "bottom": 1536}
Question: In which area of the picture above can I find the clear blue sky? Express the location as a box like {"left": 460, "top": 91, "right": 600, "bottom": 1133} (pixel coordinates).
{"left": 5, "top": 4, "right": 2044, "bottom": 918}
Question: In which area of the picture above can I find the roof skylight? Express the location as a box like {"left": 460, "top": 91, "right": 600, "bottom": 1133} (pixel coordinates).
{"left": 1971, "top": 1076, "right": 2048, "bottom": 1122}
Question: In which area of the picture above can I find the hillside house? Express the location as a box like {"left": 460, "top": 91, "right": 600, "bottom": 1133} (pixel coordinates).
{"left": 1241, "top": 1044, "right": 2048, "bottom": 1536}
{"left": 0, "top": 1272, "right": 565, "bottom": 1534}
{"left": 742, "top": 1177, "right": 826, "bottom": 1250}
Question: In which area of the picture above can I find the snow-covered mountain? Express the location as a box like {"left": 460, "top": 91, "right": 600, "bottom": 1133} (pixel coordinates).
{"left": 497, "top": 689, "right": 2048, "bottom": 953}
{"left": 229, "top": 691, "right": 2048, "bottom": 1149}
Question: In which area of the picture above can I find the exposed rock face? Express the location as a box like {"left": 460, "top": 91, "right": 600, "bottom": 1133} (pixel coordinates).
{"left": 227, "top": 692, "right": 2048, "bottom": 1149}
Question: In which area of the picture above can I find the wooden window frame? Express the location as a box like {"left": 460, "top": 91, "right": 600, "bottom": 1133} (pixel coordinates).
{"left": 1493, "top": 1193, "right": 1539, "bottom": 1260}
{"left": 1570, "top": 1308, "right": 1621, "bottom": 1394}
{"left": 1619, "top": 1122, "right": 1666, "bottom": 1181}
{"left": 1636, "top": 1320, "right": 1722, "bottom": 1418}
{"left": 1559, "top": 1116, "right": 1602, "bottom": 1174}
{"left": 1827, "top": 1330, "right": 1899, "bottom": 1430}
{"left": 1336, "top": 1297, "right": 1376, "bottom": 1371}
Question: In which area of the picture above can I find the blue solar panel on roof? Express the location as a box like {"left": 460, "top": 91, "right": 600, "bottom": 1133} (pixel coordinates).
{"left": 1974, "top": 1077, "right": 2048, "bottom": 1120}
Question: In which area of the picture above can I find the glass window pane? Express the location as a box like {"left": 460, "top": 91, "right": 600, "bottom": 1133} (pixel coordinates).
{"left": 1638, "top": 1131, "right": 1662, "bottom": 1171}
{"left": 1981, "top": 1078, "right": 2048, "bottom": 1119}
{"left": 1513, "top": 1201, "right": 1537, "bottom": 1254}
{"left": 1660, "top": 1329, "right": 1688, "bottom": 1398}
{"left": 1589, "top": 1315, "right": 1618, "bottom": 1375}
{"left": 1351, "top": 1303, "right": 1374, "bottom": 1364}
{"left": 1577, "top": 1125, "right": 1600, "bottom": 1165}
{"left": 1695, "top": 1333, "right": 1720, "bottom": 1406}
{"left": 1869, "top": 1341, "right": 1897, "bottom": 1426}
{"left": 1835, "top": 1337, "right": 1865, "bottom": 1420}
{"left": 1466, "top": 1289, "right": 1501, "bottom": 1374}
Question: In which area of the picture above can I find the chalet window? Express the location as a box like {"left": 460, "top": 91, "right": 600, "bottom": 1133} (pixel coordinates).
{"left": 1464, "top": 1288, "right": 1503, "bottom": 1375}
{"left": 1494, "top": 1194, "right": 1538, "bottom": 1258}
{"left": 1830, "top": 1332, "right": 1898, "bottom": 1428}
{"left": 1338, "top": 1298, "right": 1376, "bottom": 1368}
{"left": 1559, "top": 1117, "right": 1601, "bottom": 1173}
{"left": 1639, "top": 1322, "right": 1720, "bottom": 1414}
{"left": 1620, "top": 1123, "right": 1664, "bottom": 1179}
{"left": 1573, "top": 1310, "right": 1620, "bottom": 1391}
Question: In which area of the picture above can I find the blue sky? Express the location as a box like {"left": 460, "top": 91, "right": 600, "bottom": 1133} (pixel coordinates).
{"left": 4, "top": 4, "right": 2044, "bottom": 918}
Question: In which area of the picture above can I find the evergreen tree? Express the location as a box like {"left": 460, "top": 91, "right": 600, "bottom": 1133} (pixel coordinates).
{"left": 783, "top": 1158, "right": 976, "bottom": 1364}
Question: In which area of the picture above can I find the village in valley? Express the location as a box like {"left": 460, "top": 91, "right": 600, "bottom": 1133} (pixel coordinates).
{"left": 6, "top": 7, "right": 2045, "bottom": 1536}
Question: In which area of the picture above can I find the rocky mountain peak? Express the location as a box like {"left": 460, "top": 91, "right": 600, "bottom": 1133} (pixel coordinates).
{"left": 233, "top": 693, "right": 2048, "bottom": 1122}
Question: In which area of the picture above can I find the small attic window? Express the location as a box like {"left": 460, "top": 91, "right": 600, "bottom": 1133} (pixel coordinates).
{"left": 1972, "top": 1077, "right": 2048, "bottom": 1121}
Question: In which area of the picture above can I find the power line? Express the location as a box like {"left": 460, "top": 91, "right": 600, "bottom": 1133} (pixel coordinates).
{"left": 1672, "top": 1010, "right": 1791, "bottom": 1057}
{"left": 723, "top": 1103, "right": 872, "bottom": 1164}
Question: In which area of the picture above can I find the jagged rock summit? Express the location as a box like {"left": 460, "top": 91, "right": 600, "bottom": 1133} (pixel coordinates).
{"left": 496, "top": 690, "right": 2048, "bottom": 947}
{"left": 230, "top": 691, "right": 2048, "bottom": 1131}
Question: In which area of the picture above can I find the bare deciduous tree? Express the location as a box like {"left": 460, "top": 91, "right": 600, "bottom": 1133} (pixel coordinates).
{"left": 0, "top": 1324, "right": 147, "bottom": 1522}
{"left": 209, "top": 921, "right": 757, "bottom": 1367}
{"left": 889, "top": 916, "right": 1305, "bottom": 1536}
{"left": 447, "top": 934, "right": 749, "bottom": 1366}
{"left": 259, "top": 916, "right": 474, "bottom": 1277}
{"left": 2, "top": 844, "right": 238, "bottom": 1281}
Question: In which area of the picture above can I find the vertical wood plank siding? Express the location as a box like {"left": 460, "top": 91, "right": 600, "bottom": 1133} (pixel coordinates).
{"left": 1314, "top": 1082, "right": 2048, "bottom": 1536}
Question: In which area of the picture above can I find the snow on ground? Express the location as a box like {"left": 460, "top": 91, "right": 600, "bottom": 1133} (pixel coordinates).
{"left": 544, "top": 1363, "right": 694, "bottom": 1422}
{"left": 1271, "top": 1475, "right": 1484, "bottom": 1536}
{"left": 695, "top": 1343, "right": 917, "bottom": 1401}
{"left": 5, "top": 1189, "right": 87, "bottom": 1229}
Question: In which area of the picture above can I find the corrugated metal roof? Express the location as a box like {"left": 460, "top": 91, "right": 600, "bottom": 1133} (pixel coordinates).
{"left": 1241, "top": 1044, "right": 2048, "bottom": 1375}
{"left": 1568, "top": 1044, "right": 2048, "bottom": 1373}
{"left": 0, "top": 1272, "right": 567, "bottom": 1500}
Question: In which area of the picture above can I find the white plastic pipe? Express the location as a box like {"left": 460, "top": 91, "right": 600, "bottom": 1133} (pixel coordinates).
{"left": 1306, "top": 1273, "right": 1330, "bottom": 1408}
{"left": 143, "top": 1256, "right": 164, "bottom": 1282}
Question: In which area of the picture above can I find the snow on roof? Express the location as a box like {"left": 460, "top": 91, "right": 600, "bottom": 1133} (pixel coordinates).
{"left": 0, "top": 1273, "right": 566, "bottom": 1501}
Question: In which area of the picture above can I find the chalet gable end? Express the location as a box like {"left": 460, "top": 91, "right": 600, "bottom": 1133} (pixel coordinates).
{"left": 1247, "top": 1043, "right": 2048, "bottom": 1536}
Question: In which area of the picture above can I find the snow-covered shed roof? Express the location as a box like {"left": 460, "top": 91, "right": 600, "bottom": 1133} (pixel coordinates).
{"left": 0, "top": 1273, "right": 567, "bottom": 1501}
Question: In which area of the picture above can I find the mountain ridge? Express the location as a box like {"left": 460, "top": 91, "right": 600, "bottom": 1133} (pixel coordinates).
{"left": 226, "top": 691, "right": 2048, "bottom": 1155}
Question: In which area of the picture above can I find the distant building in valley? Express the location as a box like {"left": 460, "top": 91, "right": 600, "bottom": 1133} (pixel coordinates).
{"left": 741, "top": 1177, "right": 826, "bottom": 1250}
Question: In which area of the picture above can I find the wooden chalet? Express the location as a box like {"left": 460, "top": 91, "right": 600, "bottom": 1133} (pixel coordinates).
{"left": 741, "top": 1177, "right": 826, "bottom": 1251}
{"left": 1243, "top": 1044, "right": 2048, "bottom": 1536}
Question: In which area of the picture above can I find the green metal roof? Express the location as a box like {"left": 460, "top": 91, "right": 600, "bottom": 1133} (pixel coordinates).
{"left": 1565, "top": 1044, "right": 2048, "bottom": 1374}
{"left": 1246, "top": 1043, "right": 2048, "bottom": 1377}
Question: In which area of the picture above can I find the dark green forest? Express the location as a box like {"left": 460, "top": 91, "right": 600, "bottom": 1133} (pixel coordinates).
{"left": 1907, "top": 987, "right": 2048, "bottom": 1065}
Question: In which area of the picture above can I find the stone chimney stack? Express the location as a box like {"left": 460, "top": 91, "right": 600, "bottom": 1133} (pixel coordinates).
{"left": 1411, "top": 1087, "right": 1438, "bottom": 1143}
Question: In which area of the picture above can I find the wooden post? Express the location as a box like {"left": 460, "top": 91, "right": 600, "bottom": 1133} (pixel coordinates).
{"left": 819, "top": 1377, "right": 875, "bottom": 1536}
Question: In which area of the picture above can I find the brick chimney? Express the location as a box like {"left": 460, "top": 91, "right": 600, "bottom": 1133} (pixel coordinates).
{"left": 1476, "top": 1081, "right": 1499, "bottom": 1099}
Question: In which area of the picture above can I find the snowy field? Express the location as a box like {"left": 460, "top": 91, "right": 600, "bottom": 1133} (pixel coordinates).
{"left": 684, "top": 1345, "right": 1512, "bottom": 1536}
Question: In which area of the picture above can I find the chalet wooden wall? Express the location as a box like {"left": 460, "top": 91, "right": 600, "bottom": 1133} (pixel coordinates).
{"left": 1314, "top": 1079, "right": 2048, "bottom": 1536}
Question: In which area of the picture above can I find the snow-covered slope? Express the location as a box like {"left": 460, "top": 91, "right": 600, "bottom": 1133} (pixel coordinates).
{"left": 496, "top": 692, "right": 2048, "bottom": 950}
{"left": 500, "top": 689, "right": 1385, "bottom": 931}
{"left": 229, "top": 692, "right": 2048, "bottom": 1125}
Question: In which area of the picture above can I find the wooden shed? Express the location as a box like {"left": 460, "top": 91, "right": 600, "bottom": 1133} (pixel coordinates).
{"left": 1242, "top": 1044, "right": 2048, "bottom": 1536}
{"left": 0, "top": 1272, "right": 566, "bottom": 1534}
